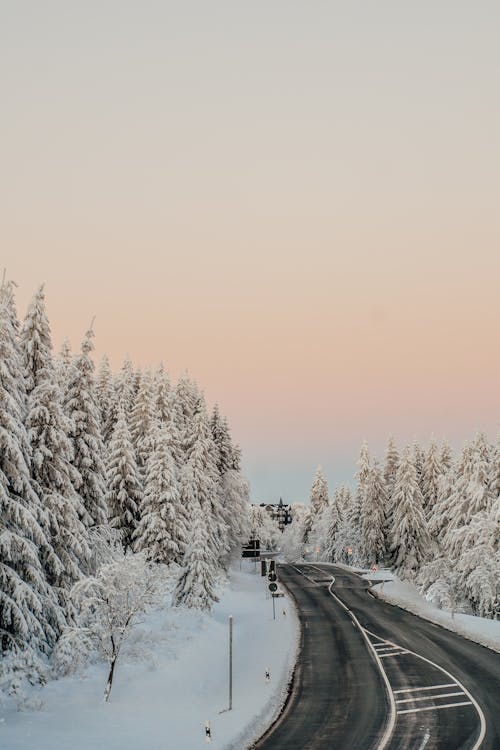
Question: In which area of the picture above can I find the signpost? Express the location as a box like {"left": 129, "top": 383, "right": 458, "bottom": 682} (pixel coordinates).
{"left": 228, "top": 615, "right": 233, "bottom": 711}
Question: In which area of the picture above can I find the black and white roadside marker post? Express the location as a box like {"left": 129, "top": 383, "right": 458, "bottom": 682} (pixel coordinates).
{"left": 205, "top": 720, "right": 211, "bottom": 742}
{"left": 265, "top": 667, "right": 270, "bottom": 683}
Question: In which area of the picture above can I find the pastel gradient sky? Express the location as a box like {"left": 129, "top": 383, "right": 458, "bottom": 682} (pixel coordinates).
{"left": 2, "top": 2, "right": 499, "bottom": 502}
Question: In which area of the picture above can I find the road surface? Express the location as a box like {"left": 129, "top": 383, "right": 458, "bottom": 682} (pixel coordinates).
{"left": 252, "top": 563, "right": 500, "bottom": 750}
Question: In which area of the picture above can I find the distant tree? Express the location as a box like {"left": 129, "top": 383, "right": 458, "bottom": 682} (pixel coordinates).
{"left": 310, "top": 467, "right": 329, "bottom": 515}
{"left": 390, "top": 446, "right": 429, "bottom": 576}
{"left": 362, "top": 461, "right": 387, "bottom": 564}
{"left": 421, "top": 439, "right": 444, "bottom": 517}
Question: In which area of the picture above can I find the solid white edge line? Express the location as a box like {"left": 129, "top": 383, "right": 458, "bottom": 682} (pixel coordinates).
{"left": 394, "top": 683, "right": 456, "bottom": 693}
{"left": 307, "top": 564, "right": 487, "bottom": 750}
{"left": 397, "top": 701, "right": 473, "bottom": 715}
{"left": 379, "top": 651, "right": 410, "bottom": 658}
{"left": 303, "top": 564, "right": 397, "bottom": 750}
{"left": 395, "top": 691, "right": 464, "bottom": 704}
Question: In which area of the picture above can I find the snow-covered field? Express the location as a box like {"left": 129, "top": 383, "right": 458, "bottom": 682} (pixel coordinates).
{"left": 363, "top": 569, "right": 500, "bottom": 654}
{"left": 0, "top": 561, "right": 299, "bottom": 750}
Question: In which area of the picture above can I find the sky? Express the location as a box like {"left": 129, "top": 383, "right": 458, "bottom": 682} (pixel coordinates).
{"left": 2, "top": 1, "right": 499, "bottom": 503}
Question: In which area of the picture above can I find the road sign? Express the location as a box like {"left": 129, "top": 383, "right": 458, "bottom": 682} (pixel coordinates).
{"left": 261, "top": 560, "right": 267, "bottom": 577}
{"left": 268, "top": 582, "right": 278, "bottom": 592}
{"left": 271, "top": 592, "right": 285, "bottom": 597}
{"left": 371, "top": 564, "right": 377, "bottom": 573}
{"left": 347, "top": 546, "right": 353, "bottom": 556}
{"left": 269, "top": 560, "right": 276, "bottom": 573}
{"left": 268, "top": 572, "right": 277, "bottom": 582}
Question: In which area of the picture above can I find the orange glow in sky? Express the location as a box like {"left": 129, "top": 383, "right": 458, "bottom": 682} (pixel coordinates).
{"left": 3, "top": 2, "right": 499, "bottom": 501}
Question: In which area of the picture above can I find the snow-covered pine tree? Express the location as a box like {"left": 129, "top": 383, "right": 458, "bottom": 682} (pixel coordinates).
{"left": 173, "top": 373, "right": 198, "bottom": 458}
{"left": 440, "top": 441, "right": 453, "bottom": 472}
{"left": 133, "top": 420, "right": 186, "bottom": 564}
{"left": 184, "top": 395, "right": 229, "bottom": 567}
{"left": 351, "top": 442, "right": 371, "bottom": 562}
{"left": 390, "top": 445, "right": 430, "bottom": 577}
{"left": 421, "top": 439, "right": 444, "bottom": 518}
{"left": 129, "top": 369, "right": 155, "bottom": 473}
{"left": 383, "top": 436, "right": 399, "bottom": 497}
{"left": 309, "top": 467, "right": 329, "bottom": 515}
{"left": 106, "top": 407, "right": 142, "bottom": 550}
{"left": 412, "top": 441, "right": 425, "bottom": 494}
{"left": 55, "top": 338, "right": 74, "bottom": 395}
{"left": 22, "top": 286, "right": 90, "bottom": 599}
{"left": 96, "top": 355, "right": 115, "bottom": 444}
{"left": 154, "top": 363, "right": 171, "bottom": 423}
{"left": 322, "top": 492, "right": 341, "bottom": 562}
{"left": 173, "top": 495, "right": 219, "bottom": 611}
{"left": 0, "top": 280, "right": 58, "bottom": 653}
{"left": 65, "top": 325, "right": 107, "bottom": 530}
{"left": 362, "top": 461, "right": 387, "bottom": 564}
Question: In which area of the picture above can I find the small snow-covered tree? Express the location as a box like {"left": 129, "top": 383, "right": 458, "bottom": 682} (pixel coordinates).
{"left": 65, "top": 325, "right": 107, "bottom": 530}
{"left": 106, "top": 408, "right": 142, "bottom": 550}
{"left": 390, "top": 446, "right": 430, "bottom": 577}
{"left": 362, "top": 461, "right": 387, "bottom": 564}
{"left": 173, "top": 497, "right": 219, "bottom": 611}
{"left": 62, "top": 552, "right": 167, "bottom": 701}
{"left": 310, "top": 467, "right": 329, "bottom": 515}
{"left": 134, "top": 421, "right": 185, "bottom": 564}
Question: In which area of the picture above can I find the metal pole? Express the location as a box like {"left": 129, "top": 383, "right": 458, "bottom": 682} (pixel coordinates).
{"left": 272, "top": 595, "right": 276, "bottom": 620}
{"left": 229, "top": 615, "right": 233, "bottom": 711}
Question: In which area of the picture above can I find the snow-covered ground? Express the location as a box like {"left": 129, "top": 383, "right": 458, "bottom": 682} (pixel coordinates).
{"left": 0, "top": 561, "right": 299, "bottom": 750}
{"left": 363, "top": 568, "right": 500, "bottom": 654}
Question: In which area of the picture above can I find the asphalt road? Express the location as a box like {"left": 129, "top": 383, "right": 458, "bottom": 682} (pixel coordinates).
{"left": 252, "top": 563, "right": 500, "bottom": 750}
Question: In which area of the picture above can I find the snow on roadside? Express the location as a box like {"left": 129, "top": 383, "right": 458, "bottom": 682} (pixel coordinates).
{"left": 0, "top": 560, "right": 299, "bottom": 750}
{"left": 363, "top": 569, "right": 500, "bottom": 654}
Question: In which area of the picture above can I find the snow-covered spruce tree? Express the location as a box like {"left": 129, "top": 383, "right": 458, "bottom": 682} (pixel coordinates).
{"left": 452, "top": 508, "right": 497, "bottom": 617}
{"left": 383, "top": 436, "right": 399, "bottom": 498}
{"left": 65, "top": 325, "right": 107, "bottom": 530}
{"left": 173, "top": 373, "right": 199, "bottom": 458}
{"left": 106, "top": 407, "right": 142, "bottom": 550}
{"left": 333, "top": 487, "right": 361, "bottom": 565}
{"left": 96, "top": 355, "right": 115, "bottom": 444}
{"left": 183, "top": 395, "right": 229, "bottom": 567}
{"left": 412, "top": 441, "right": 425, "bottom": 493}
{"left": 154, "top": 363, "right": 171, "bottom": 423}
{"left": 210, "top": 405, "right": 250, "bottom": 553}
{"left": 0, "top": 280, "right": 58, "bottom": 654}
{"left": 105, "top": 357, "right": 136, "bottom": 441}
{"left": 321, "top": 492, "right": 341, "bottom": 562}
{"left": 440, "top": 441, "right": 453, "bottom": 473}
{"left": 173, "top": 496, "right": 219, "bottom": 611}
{"left": 22, "top": 286, "right": 90, "bottom": 599}
{"left": 129, "top": 369, "right": 155, "bottom": 474}
{"left": 421, "top": 439, "right": 444, "bottom": 518}
{"left": 362, "top": 461, "right": 387, "bottom": 564}
{"left": 310, "top": 466, "right": 329, "bottom": 515}
{"left": 133, "top": 420, "right": 186, "bottom": 564}
{"left": 489, "top": 433, "right": 500, "bottom": 501}
{"left": 351, "top": 442, "right": 371, "bottom": 563}
{"left": 390, "top": 446, "right": 430, "bottom": 577}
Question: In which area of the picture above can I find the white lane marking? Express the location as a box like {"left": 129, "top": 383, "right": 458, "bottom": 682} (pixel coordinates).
{"left": 379, "top": 650, "right": 410, "bottom": 658}
{"left": 397, "top": 701, "right": 473, "bottom": 715}
{"left": 362, "top": 627, "right": 487, "bottom": 750}
{"left": 302, "top": 564, "right": 396, "bottom": 750}
{"left": 395, "top": 691, "right": 464, "bottom": 704}
{"left": 417, "top": 730, "right": 431, "bottom": 749}
{"left": 306, "top": 564, "right": 487, "bottom": 750}
{"left": 394, "top": 683, "right": 456, "bottom": 694}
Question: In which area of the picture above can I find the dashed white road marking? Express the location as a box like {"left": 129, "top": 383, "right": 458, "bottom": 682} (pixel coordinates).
{"left": 395, "top": 691, "right": 464, "bottom": 704}
{"left": 297, "top": 563, "right": 487, "bottom": 750}
{"left": 394, "top": 683, "right": 456, "bottom": 694}
{"left": 398, "top": 701, "right": 473, "bottom": 715}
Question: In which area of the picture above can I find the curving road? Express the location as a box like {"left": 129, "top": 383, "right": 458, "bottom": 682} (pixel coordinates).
{"left": 252, "top": 563, "right": 500, "bottom": 750}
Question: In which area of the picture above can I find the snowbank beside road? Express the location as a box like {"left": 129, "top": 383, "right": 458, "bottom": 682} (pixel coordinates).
{"left": 0, "top": 561, "right": 299, "bottom": 750}
{"left": 364, "top": 569, "right": 500, "bottom": 654}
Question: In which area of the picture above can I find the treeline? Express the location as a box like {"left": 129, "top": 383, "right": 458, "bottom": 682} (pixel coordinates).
{"left": 0, "top": 279, "right": 250, "bottom": 670}
{"left": 283, "top": 434, "right": 499, "bottom": 619}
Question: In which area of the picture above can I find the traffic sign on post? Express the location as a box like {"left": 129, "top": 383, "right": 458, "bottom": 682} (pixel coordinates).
{"left": 268, "top": 572, "right": 277, "bottom": 582}
{"left": 268, "top": 582, "right": 278, "bottom": 592}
